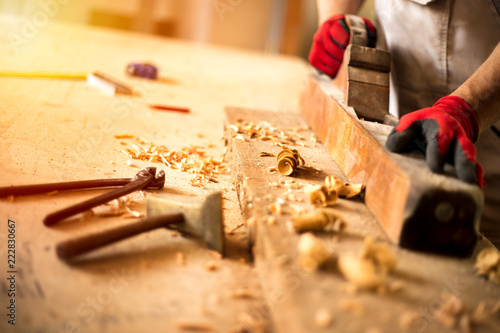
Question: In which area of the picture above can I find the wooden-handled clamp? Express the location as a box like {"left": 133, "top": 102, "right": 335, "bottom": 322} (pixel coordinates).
{"left": 301, "top": 15, "right": 484, "bottom": 257}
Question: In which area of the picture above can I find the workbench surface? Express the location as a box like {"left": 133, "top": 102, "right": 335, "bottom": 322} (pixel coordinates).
{"left": 1, "top": 14, "right": 499, "bottom": 333}
{"left": 0, "top": 15, "right": 306, "bottom": 333}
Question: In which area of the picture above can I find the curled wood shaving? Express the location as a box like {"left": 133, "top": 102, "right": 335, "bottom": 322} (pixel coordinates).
{"left": 260, "top": 152, "right": 274, "bottom": 157}
{"left": 116, "top": 134, "right": 228, "bottom": 187}
{"left": 227, "top": 288, "right": 256, "bottom": 299}
{"left": 338, "top": 299, "right": 365, "bottom": 316}
{"left": 276, "top": 147, "right": 304, "bottom": 176}
{"left": 175, "top": 320, "right": 213, "bottom": 331}
{"left": 314, "top": 307, "right": 333, "bottom": 328}
{"left": 204, "top": 261, "right": 218, "bottom": 271}
{"left": 325, "top": 175, "right": 364, "bottom": 199}
{"left": 268, "top": 202, "right": 282, "bottom": 215}
{"left": 298, "top": 233, "right": 331, "bottom": 272}
{"left": 338, "top": 237, "right": 397, "bottom": 290}
{"left": 307, "top": 185, "right": 338, "bottom": 207}
{"left": 474, "top": 247, "right": 500, "bottom": 284}
{"left": 292, "top": 208, "right": 346, "bottom": 233}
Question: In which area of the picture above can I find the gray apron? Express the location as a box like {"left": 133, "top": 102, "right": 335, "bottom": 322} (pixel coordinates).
{"left": 375, "top": 0, "right": 500, "bottom": 247}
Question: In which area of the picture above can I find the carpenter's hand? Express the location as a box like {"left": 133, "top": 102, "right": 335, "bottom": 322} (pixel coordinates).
{"left": 386, "top": 96, "right": 484, "bottom": 188}
{"left": 308, "top": 15, "right": 376, "bottom": 78}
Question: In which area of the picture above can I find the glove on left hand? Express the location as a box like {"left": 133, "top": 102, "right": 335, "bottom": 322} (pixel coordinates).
{"left": 385, "top": 96, "right": 484, "bottom": 188}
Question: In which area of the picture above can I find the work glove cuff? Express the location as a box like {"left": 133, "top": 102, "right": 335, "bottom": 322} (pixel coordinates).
{"left": 433, "top": 96, "right": 479, "bottom": 142}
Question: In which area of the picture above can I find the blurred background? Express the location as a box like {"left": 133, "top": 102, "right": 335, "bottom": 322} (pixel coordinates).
{"left": 0, "top": 0, "right": 374, "bottom": 59}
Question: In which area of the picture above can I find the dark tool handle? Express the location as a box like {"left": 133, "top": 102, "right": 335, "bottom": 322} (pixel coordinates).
{"left": 44, "top": 174, "right": 153, "bottom": 226}
{"left": 56, "top": 212, "right": 184, "bottom": 260}
{"left": 0, "top": 178, "right": 132, "bottom": 197}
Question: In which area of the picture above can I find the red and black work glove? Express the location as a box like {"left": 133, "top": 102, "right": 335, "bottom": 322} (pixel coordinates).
{"left": 308, "top": 15, "right": 377, "bottom": 78}
{"left": 385, "top": 96, "right": 484, "bottom": 188}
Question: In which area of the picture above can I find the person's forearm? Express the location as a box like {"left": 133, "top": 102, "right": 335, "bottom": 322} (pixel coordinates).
{"left": 316, "top": 0, "right": 365, "bottom": 24}
{"left": 452, "top": 42, "right": 500, "bottom": 134}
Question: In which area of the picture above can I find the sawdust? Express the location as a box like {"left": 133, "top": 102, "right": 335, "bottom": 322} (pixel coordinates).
{"left": 115, "top": 134, "right": 227, "bottom": 187}
{"left": 226, "top": 119, "right": 309, "bottom": 147}
{"left": 428, "top": 293, "right": 500, "bottom": 332}
{"left": 91, "top": 191, "right": 146, "bottom": 218}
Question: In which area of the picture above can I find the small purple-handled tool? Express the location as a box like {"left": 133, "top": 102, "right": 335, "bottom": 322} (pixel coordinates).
{"left": 126, "top": 62, "right": 158, "bottom": 80}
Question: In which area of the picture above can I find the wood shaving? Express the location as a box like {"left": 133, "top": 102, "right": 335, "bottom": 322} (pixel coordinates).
{"left": 268, "top": 202, "right": 282, "bottom": 215}
{"left": 314, "top": 307, "right": 333, "bottom": 328}
{"left": 237, "top": 312, "right": 267, "bottom": 333}
{"left": 227, "top": 288, "right": 256, "bottom": 299}
{"left": 338, "top": 237, "right": 397, "bottom": 289}
{"left": 432, "top": 292, "right": 465, "bottom": 329}
{"left": 116, "top": 135, "right": 228, "bottom": 187}
{"left": 474, "top": 247, "right": 500, "bottom": 284}
{"left": 298, "top": 233, "right": 331, "bottom": 272}
{"left": 95, "top": 191, "right": 146, "bottom": 218}
{"left": 469, "top": 300, "right": 500, "bottom": 330}
{"left": 266, "top": 216, "right": 277, "bottom": 225}
{"left": 175, "top": 320, "right": 213, "bottom": 331}
{"left": 276, "top": 147, "right": 304, "bottom": 176}
{"left": 292, "top": 208, "right": 346, "bottom": 233}
{"left": 399, "top": 311, "right": 420, "bottom": 331}
{"left": 325, "top": 175, "right": 364, "bottom": 199}
{"left": 204, "top": 261, "right": 218, "bottom": 271}
{"left": 259, "top": 152, "right": 274, "bottom": 157}
{"left": 226, "top": 120, "right": 309, "bottom": 148}
{"left": 307, "top": 184, "right": 338, "bottom": 207}
{"left": 83, "top": 210, "right": 95, "bottom": 219}
{"left": 431, "top": 293, "right": 500, "bottom": 332}
{"left": 338, "top": 299, "right": 364, "bottom": 316}
{"left": 176, "top": 252, "right": 186, "bottom": 266}
{"left": 208, "top": 250, "right": 223, "bottom": 260}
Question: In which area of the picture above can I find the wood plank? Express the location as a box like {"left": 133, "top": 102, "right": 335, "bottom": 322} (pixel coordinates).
{"left": 300, "top": 72, "right": 484, "bottom": 257}
{"left": 225, "top": 107, "right": 500, "bottom": 333}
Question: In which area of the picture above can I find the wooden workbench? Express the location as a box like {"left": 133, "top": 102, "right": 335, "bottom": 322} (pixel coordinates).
{"left": 0, "top": 15, "right": 307, "bottom": 333}
{"left": 1, "top": 14, "right": 499, "bottom": 333}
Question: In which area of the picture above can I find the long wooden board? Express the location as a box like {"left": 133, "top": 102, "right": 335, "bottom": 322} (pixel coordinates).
{"left": 300, "top": 72, "right": 484, "bottom": 257}
{"left": 226, "top": 107, "right": 500, "bottom": 333}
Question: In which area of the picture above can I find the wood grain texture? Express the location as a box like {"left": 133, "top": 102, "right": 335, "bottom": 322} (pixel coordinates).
{"left": 332, "top": 43, "right": 391, "bottom": 123}
{"left": 300, "top": 72, "right": 484, "bottom": 257}
{"left": 226, "top": 107, "right": 500, "bottom": 333}
{"left": 0, "top": 16, "right": 308, "bottom": 333}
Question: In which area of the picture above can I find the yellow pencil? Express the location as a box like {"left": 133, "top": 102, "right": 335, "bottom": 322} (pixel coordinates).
{"left": 0, "top": 72, "right": 88, "bottom": 80}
